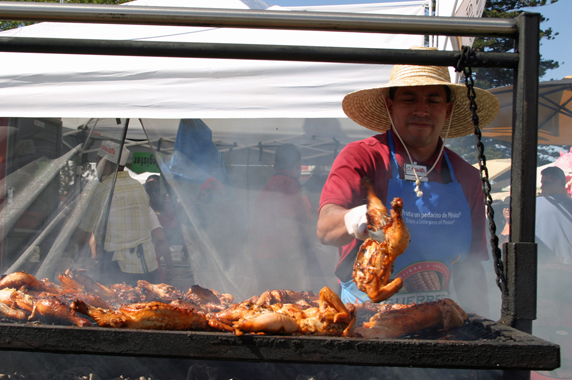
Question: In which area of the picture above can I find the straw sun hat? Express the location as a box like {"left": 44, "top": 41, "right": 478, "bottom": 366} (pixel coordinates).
{"left": 342, "top": 46, "right": 500, "bottom": 139}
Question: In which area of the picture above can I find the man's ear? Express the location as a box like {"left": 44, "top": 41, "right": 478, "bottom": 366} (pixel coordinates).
{"left": 385, "top": 97, "right": 393, "bottom": 115}
{"left": 445, "top": 101, "right": 454, "bottom": 121}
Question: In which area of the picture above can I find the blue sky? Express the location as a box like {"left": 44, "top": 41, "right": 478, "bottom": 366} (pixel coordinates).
{"left": 270, "top": 0, "right": 570, "bottom": 82}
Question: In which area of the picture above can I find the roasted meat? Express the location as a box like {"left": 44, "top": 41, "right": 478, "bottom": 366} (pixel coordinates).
{"left": 354, "top": 299, "right": 468, "bottom": 339}
{"left": 30, "top": 295, "right": 92, "bottom": 327}
{"left": 109, "top": 283, "right": 151, "bottom": 305}
{"left": 0, "top": 271, "right": 60, "bottom": 293}
{"left": 0, "top": 288, "right": 34, "bottom": 313}
{"left": 57, "top": 289, "right": 113, "bottom": 309}
{"left": 59, "top": 269, "right": 116, "bottom": 300}
{"left": 71, "top": 300, "right": 208, "bottom": 330}
{"left": 254, "top": 289, "right": 319, "bottom": 309}
{"left": 0, "top": 301, "right": 28, "bottom": 321}
{"left": 353, "top": 179, "right": 410, "bottom": 303}
{"left": 185, "top": 285, "right": 233, "bottom": 312}
{"left": 137, "top": 280, "right": 183, "bottom": 302}
{"left": 211, "top": 287, "right": 355, "bottom": 337}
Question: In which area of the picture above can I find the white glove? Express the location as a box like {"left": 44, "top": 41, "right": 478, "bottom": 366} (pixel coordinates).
{"left": 344, "top": 205, "right": 369, "bottom": 241}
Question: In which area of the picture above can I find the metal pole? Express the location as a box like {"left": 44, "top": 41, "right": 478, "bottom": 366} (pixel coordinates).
{"left": 0, "top": 37, "right": 519, "bottom": 67}
{"left": 0, "top": 1, "right": 517, "bottom": 38}
{"left": 501, "top": 12, "right": 541, "bottom": 380}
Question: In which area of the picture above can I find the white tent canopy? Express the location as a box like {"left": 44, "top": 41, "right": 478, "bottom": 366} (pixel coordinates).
{"left": 0, "top": 0, "right": 428, "bottom": 119}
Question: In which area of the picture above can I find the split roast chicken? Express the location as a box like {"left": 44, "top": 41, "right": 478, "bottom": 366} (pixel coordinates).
{"left": 0, "top": 181, "right": 467, "bottom": 338}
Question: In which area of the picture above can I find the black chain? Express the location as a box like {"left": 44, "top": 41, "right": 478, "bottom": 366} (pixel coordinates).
{"left": 456, "top": 46, "right": 508, "bottom": 296}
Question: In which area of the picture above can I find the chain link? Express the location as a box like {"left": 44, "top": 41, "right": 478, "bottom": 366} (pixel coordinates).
{"left": 456, "top": 47, "right": 508, "bottom": 296}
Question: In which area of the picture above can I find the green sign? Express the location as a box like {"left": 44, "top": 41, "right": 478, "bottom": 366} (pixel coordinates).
{"left": 131, "top": 152, "right": 160, "bottom": 174}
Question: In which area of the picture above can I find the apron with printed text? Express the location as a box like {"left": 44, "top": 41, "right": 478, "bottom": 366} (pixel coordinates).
{"left": 340, "top": 131, "right": 472, "bottom": 304}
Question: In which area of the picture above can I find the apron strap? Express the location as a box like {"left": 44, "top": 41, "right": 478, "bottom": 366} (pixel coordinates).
{"left": 387, "top": 130, "right": 401, "bottom": 180}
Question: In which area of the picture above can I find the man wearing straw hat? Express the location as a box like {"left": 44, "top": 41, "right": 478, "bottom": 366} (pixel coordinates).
{"left": 317, "top": 46, "right": 499, "bottom": 313}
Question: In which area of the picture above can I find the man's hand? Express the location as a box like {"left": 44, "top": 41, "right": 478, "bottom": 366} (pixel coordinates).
{"left": 151, "top": 227, "right": 175, "bottom": 283}
{"left": 318, "top": 204, "right": 366, "bottom": 247}
{"left": 344, "top": 204, "right": 369, "bottom": 241}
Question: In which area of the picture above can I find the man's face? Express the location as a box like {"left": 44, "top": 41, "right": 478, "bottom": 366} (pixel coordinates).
{"left": 541, "top": 173, "right": 560, "bottom": 196}
{"left": 145, "top": 180, "right": 161, "bottom": 201}
{"left": 386, "top": 85, "right": 453, "bottom": 152}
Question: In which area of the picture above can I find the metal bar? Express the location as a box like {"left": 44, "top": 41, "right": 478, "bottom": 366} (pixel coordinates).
{"left": 500, "top": 16, "right": 541, "bottom": 380}
{"left": 4, "top": 203, "right": 72, "bottom": 274}
{"left": 509, "top": 14, "right": 540, "bottom": 247}
{"left": 0, "top": 144, "right": 83, "bottom": 241}
{"left": 0, "top": 37, "right": 519, "bottom": 68}
{"left": 0, "top": 2, "right": 517, "bottom": 38}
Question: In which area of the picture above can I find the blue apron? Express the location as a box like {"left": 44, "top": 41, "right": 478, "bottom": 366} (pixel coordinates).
{"left": 341, "top": 131, "right": 472, "bottom": 304}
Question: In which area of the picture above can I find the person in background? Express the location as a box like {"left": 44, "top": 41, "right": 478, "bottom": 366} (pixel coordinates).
{"left": 72, "top": 141, "right": 160, "bottom": 285}
{"left": 533, "top": 166, "right": 572, "bottom": 380}
{"left": 145, "top": 175, "right": 180, "bottom": 246}
{"left": 317, "top": 46, "right": 499, "bottom": 314}
{"left": 536, "top": 166, "right": 572, "bottom": 264}
{"left": 149, "top": 207, "right": 175, "bottom": 283}
{"left": 249, "top": 143, "right": 313, "bottom": 294}
{"left": 497, "top": 196, "right": 511, "bottom": 247}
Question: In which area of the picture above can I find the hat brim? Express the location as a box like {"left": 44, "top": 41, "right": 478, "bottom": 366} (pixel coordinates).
{"left": 342, "top": 83, "right": 500, "bottom": 139}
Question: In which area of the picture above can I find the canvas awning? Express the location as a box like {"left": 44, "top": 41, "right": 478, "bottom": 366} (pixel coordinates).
{"left": 0, "top": 0, "right": 427, "bottom": 119}
{"left": 483, "top": 77, "right": 572, "bottom": 145}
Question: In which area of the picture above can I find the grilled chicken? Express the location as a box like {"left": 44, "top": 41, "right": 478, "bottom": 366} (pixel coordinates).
{"left": 30, "top": 295, "right": 92, "bottom": 327}
{"left": 0, "top": 301, "right": 28, "bottom": 321}
{"left": 57, "top": 289, "right": 113, "bottom": 309}
{"left": 297, "top": 287, "right": 356, "bottom": 337}
{"left": 354, "top": 299, "right": 467, "bottom": 339}
{"left": 211, "top": 287, "right": 355, "bottom": 337}
{"left": 110, "top": 283, "right": 151, "bottom": 305}
{"left": 186, "top": 285, "right": 221, "bottom": 305}
{"left": 71, "top": 300, "right": 208, "bottom": 331}
{"left": 185, "top": 285, "right": 234, "bottom": 313}
{"left": 0, "top": 271, "right": 60, "bottom": 293}
{"left": 353, "top": 179, "right": 410, "bottom": 303}
{"left": 59, "top": 269, "right": 116, "bottom": 300}
{"left": 137, "top": 280, "right": 183, "bottom": 302}
{"left": 0, "top": 288, "right": 34, "bottom": 313}
{"left": 254, "top": 289, "right": 319, "bottom": 309}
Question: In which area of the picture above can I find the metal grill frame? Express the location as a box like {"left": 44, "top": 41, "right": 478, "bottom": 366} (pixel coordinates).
{"left": 0, "top": 315, "right": 559, "bottom": 370}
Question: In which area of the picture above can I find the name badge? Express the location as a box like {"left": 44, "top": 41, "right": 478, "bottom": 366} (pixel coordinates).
{"left": 404, "top": 164, "right": 429, "bottom": 182}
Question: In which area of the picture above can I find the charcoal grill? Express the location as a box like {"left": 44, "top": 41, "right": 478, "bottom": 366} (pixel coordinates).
{"left": 0, "top": 2, "right": 557, "bottom": 380}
